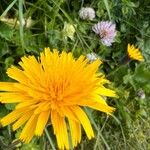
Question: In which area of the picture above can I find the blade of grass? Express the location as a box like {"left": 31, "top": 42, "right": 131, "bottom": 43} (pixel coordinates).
{"left": 44, "top": 128, "right": 56, "bottom": 150}
{"left": 47, "top": 0, "right": 64, "bottom": 29}
{"left": 4, "top": 140, "right": 21, "bottom": 150}
{"left": 66, "top": 120, "right": 73, "bottom": 150}
{"left": 0, "top": 0, "right": 17, "bottom": 19}
{"left": 18, "top": 0, "right": 25, "bottom": 54}
{"left": 102, "top": 0, "right": 111, "bottom": 20}
{"left": 84, "top": 108, "right": 111, "bottom": 150}
{"left": 112, "top": 114, "right": 127, "bottom": 149}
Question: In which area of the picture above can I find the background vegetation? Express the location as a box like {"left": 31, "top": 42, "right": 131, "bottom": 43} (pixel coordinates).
{"left": 0, "top": 0, "right": 150, "bottom": 149}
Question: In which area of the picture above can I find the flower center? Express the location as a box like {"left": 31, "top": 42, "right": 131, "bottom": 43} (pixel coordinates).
{"left": 48, "top": 91, "right": 63, "bottom": 110}
{"left": 100, "top": 30, "right": 108, "bottom": 38}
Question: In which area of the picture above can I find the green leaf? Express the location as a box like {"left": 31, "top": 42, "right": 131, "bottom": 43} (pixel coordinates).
{"left": 5, "top": 104, "right": 16, "bottom": 110}
{"left": 4, "top": 57, "right": 14, "bottom": 70}
{"left": 0, "top": 23, "right": 14, "bottom": 40}
{"left": 133, "top": 63, "right": 150, "bottom": 83}
{"left": 0, "top": 39, "right": 9, "bottom": 57}
{"left": 0, "top": 105, "right": 8, "bottom": 118}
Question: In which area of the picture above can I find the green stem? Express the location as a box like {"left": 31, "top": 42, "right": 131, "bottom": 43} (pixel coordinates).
{"left": 18, "top": 0, "right": 25, "bottom": 54}
{"left": 0, "top": 0, "right": 17, "bottom": 18}
{"left": 106, "top": 63, "right": 129, "bottom": 78}
{"left": 66, "top": 121, "right": 73, "bottom": 150}
{"left": 44, "top": 128, "right": 56, "bottom": 150}
{"left": 100, "top": 116, "right": 109, "bottom": 132}
{"left": 103, "top": 0, "right": 111, "bottom": 20}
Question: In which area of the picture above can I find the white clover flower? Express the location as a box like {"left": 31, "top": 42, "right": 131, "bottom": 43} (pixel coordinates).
{"left": 62, "top": 22, "right": 76, "bottom": 40}
{"left": 79, "top": 7, "right": 95, "bottom": 20}
{"left": 92, "top": 21, "right": 117, "bottom": 46}
{"left": 25, "top": 17, "right": 34, "bottom": 28}
{"left": 86, "top": 53, "right": 99, "bottom": 63}
{"left": 136, "top": 89, "right": 145, "bottom": 99}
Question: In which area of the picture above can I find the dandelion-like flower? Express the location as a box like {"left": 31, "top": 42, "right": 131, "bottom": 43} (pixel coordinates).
{"left": 79, "top": 7, "right": 95, "bottom": 20}
{"left": 0, "top": 48, "right": 116, "bottom": 150}
{"left": 92, "top": 21, "right": 117, "bottom": 46}
{"left": 127, "top": 44, "right": 144, "bottom": 61}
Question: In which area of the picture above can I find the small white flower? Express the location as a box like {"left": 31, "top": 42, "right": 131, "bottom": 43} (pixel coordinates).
{"left": 136, "top": 89, "right": 145, "bottom": 99}
{"left": 25, "top": 17, "right": 34, "bottom": 28}
{"left": 86, "top": 53, "right": 98, "bottom": 62}
{"left": 79, "top": 7, "right": 95, "bottom": 20}
{"left": 62, "top": 22, "right": 76, "bottom": 40}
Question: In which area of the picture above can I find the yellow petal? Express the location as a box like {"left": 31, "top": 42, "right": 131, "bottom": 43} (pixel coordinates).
{"left": 0, "top": 82, "right": 18, "bottom": 91}
{"left": 72, "top": 106, "right": 94, "bottom": 139}
{"left": 7, "top": 66, "right": 27, "bottom": 84}
{"left": 34, "top": 102, "right": 50, "bottom": 114}
{"left": 19, "top": 114, "right": 38, "bottom": 143}
{"left": 96, "top": 87, "right": 117, "bottom": 97}
{"left": 35, "top": 111, "right": 50, "bottom": 136}
{"left": 0, "top": 92, "right": 29, "bottom": 103}
{"left": 13, "top": 110, "right": 33, "bottom": 130}
{"left": 60, "top": 106, "right": 78, "bottom": 122}
{"left": 51, "top": 110, "right": 69, "bottom": 150}
{"left": 15, "top": 100, "right": 38, "bottom": 109}
{"left": 1, "top": 108, "right": 27, "bottom": 126}
{"left": 88, "top": 102, "right": 115, "bottom": 114}
{"left": 68, "top": 119, "right": 81, "bottom": 147}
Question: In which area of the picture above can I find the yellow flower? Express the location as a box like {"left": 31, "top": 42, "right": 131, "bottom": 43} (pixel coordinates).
{"left": 127, "top": 44, "right": 144, "bottom": 61}
{"left": 0, "top": 48, "right": 116, "bottom": 150}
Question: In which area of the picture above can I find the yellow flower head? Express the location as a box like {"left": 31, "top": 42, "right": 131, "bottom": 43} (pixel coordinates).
{"left": 127, "top": 44, "right": 144, "bottom": 61}
{"left": 0, "top": 48, "right": 116, "bottom": 150}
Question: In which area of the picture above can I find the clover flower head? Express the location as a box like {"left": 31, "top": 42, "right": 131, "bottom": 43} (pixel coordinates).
{"left": 79, "top": 7, "right": 95, "bottom": 20}
{"left": 136, "top": 89, "right": 145, "bottom": 99}
{"left": 86, "top": 53, "right": 99, "bottom": 63}
{"left": 92, "top": 21, "right": 117, "bottom": 46}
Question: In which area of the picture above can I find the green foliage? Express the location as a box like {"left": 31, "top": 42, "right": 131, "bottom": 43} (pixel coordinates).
{"left": 0, "top": 23, "right": 14, "bottom": 40}
{"left": 0, "top": 0, "right": 150, "bottom": 149}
